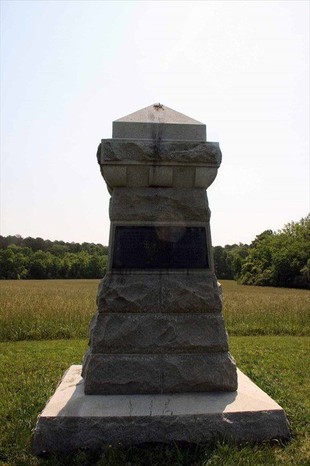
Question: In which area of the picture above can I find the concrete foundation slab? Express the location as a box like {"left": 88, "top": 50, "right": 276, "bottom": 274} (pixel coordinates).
{"left": 32, "top": 365, "right": 290, "bottom": 454}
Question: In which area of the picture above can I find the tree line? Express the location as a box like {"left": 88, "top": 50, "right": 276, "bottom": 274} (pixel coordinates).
{"left": 0, "top": 237, "right": 108, "bottom": 279}
{"left": 213, "top": 215, "right": 309, "bottom": 289}
{"left": 0, "top": 215, "right": 309, "bottom": 288}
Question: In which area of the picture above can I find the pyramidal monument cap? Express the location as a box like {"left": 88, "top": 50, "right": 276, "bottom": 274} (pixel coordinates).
{"left": 112, "top": 103, "right": 207, "bottom": 141}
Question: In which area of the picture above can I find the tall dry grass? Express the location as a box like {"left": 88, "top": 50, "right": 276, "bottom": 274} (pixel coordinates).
{"left": 0, "top": 280, "right": 98, "bottom": 341}
{"left": 221, "top": 280, "right": 310, "bottom": 336}
{"left": 0, "top": 279, "right": 309, "bottom": 341}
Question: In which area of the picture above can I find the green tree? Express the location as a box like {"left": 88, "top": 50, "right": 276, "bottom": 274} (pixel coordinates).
{"left": 213, "top": 246, "right": 232, "bottom": 279}
{"left": 29, "top": 251, "right": 53, "bottom": 279}
{"left": 239, "top": 215, "right": 310, "bottom": 289}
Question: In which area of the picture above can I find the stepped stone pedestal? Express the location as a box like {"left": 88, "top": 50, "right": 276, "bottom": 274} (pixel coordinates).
{"left": 82, "top": 103, "right": 237, "bottom": 395}
{"left": 32, "top": 104, "right": 290, "bottom": 453}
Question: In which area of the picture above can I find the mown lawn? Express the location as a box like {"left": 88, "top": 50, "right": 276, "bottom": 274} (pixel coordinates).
{"left": 0, "top": 279, "right": 309, "bottom": 465}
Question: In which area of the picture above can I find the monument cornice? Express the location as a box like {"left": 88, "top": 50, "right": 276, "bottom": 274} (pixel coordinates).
{"left": 98, "top": 140, "right": 222, "bottom": 166}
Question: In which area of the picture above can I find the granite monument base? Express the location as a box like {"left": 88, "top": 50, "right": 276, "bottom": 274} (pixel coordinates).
{"left": 32, "top": 365, "right": 290, "bottom": 454}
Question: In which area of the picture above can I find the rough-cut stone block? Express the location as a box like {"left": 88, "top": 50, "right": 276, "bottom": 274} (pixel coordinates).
{"left": 99, "top": 140, "right": 222, "bottom": 165}
{"left": 97, "top": 272, "right": 222, "bottom": 314}
{"left": 161, "top": 274, "right": 222, "bottom": 313}
{"left": 32, "top": 366, "right": 291, "bottom": 454}
{"left": 162, "top": 353, "right": 237, "bottom": 393}
{"left": 82, "top": 352, "right": 237, "bottom": 395}
{"left": 82, "top": 353, "right": 162, "bottom": 395}
{"left": 109, "top": 188, "right": 210, "bottom": 222}
{"left": 97, "top": 273, "right": 161, "bottom": 313}
{"left": 98, "top": 139, "right": 221, "bottom": 189}
{"left": 89, "top": 313, "right": 229, "bottom": 354}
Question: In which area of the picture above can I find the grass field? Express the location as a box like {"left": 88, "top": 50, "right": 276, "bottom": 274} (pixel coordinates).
{"left": 0, "top": 279, "right": 309, "bottom": 341}
{"left": 0, "top": 279, "right": 309, "bottom": 465}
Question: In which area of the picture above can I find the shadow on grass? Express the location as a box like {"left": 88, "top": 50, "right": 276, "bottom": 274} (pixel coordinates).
{"left": 38, "top": 442, "right": 205, "bottom": 466}
{"left": 35, "top": 438, "right": 286, "bottom": 466}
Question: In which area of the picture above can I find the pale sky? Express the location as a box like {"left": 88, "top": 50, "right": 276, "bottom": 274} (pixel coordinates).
{"left": 1, "top": 0, "right": 309, "bottom": 246}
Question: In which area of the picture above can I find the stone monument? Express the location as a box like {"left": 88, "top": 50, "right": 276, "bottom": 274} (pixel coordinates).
{"left": 82, "top": 103, "right": 237, "bottom": 395}
{"left": 32, "top": 104, "right": 290, "bottom": 453}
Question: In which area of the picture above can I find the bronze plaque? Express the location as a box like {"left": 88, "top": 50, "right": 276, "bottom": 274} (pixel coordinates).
{"left": 112, "top": 226, "right": 208, "bottom": 269}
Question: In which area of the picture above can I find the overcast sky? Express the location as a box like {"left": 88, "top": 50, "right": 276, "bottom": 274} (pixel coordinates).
{"left": 1, "top": 0, "right": 309, "bottom": 246}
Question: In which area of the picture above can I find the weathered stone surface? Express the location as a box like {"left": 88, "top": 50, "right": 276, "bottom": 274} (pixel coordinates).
{"left": 82, "top": 353, "right": 162, "bottom": 395}
{"left": 82, "top": 352, "right": 237, "bottom": 395}
{"left": 149, "top": 165, "right": 173, "bottom": 186}
{"left": 89, "top": 313, "right": 229, "bottom": 354}
{"left": 109, "top": 188, "right": 210, "bottom": 222}
{"left": 32, "top": 366, "right": 291, "bottom": 454}
{"left": 102, "top": 164, "right": 218, "bottom": 190}
{"left": 161, "top": 274, "right": 221, "bottom": 313}
{"left": 126, "top": 165, "right": 149, "bottom": 187}
{"left": 97, "top": 272, "right": 222, "bottom": 314}
{"left": 173, "top": 166, "right": 196, "bottom": 188}
{"left": 99, "top": 140, "right": 221, "bottom": 165}
{"left": 195, "top": 166, "right": 218, "bottom": 188}
{"left": 162, "top": 353, "right": 237, "bottom": 393}
{"left": 97, "top": 273, "right": 160, "bottom": 313}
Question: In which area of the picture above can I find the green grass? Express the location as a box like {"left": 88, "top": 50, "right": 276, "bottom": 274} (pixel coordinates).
{"left": 0, "top": 279, "right": 309, "bottom": 465}
{"left": 0, "top": 279, "right": 309, "bottom": 341}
